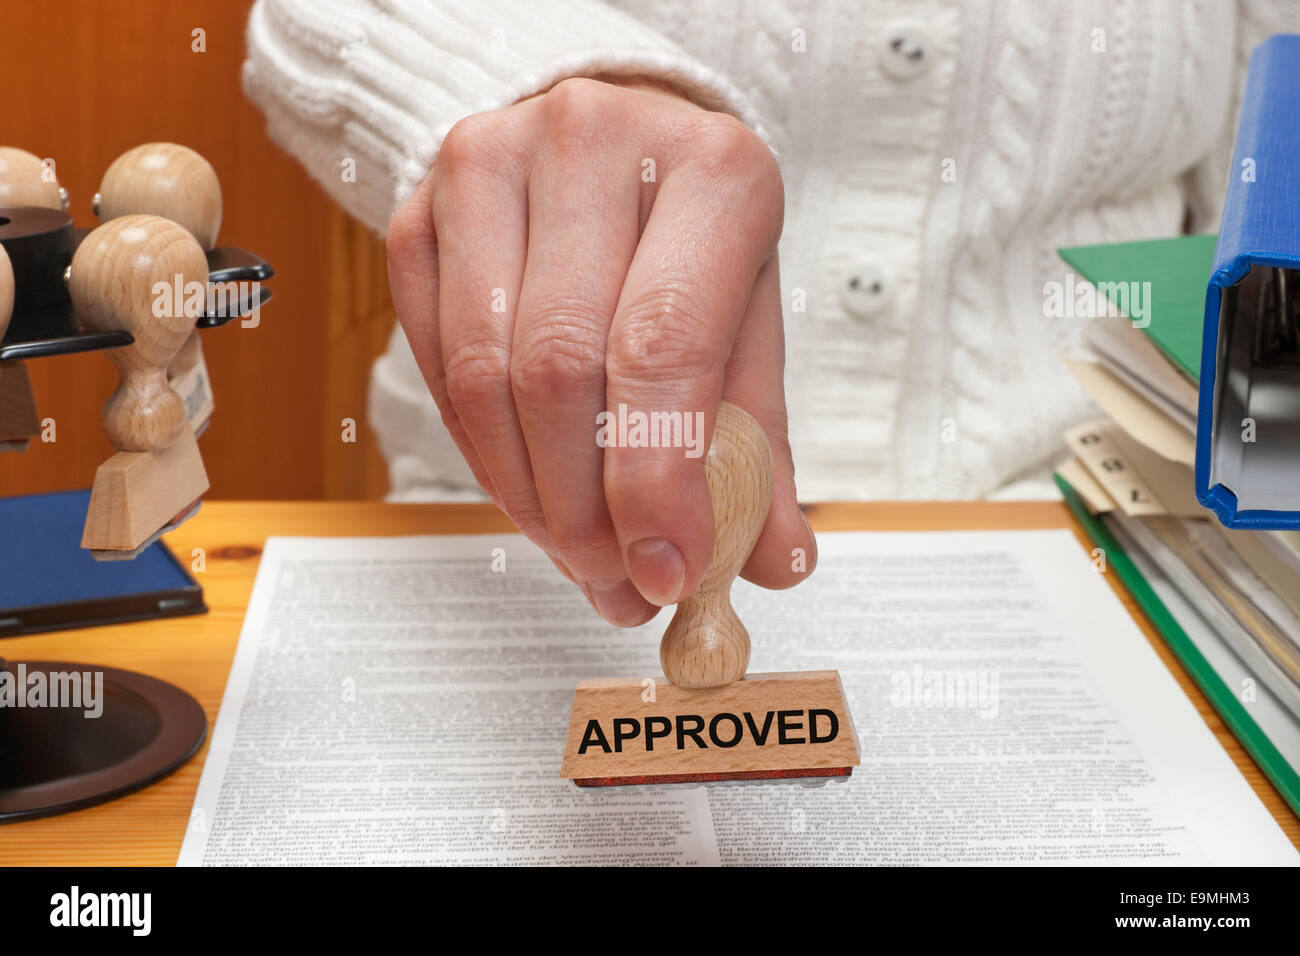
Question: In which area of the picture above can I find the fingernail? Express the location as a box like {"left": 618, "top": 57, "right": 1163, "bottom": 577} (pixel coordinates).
{"left": 799, "top": 509, "right": 818, "bottom": 574}
{"left": 626, "top": 538, "right": 686, "bottom": 606}
{"left": 588, "top": 577, "right": 653, "bottom": 627}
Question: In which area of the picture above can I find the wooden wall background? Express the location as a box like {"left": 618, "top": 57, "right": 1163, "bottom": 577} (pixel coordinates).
{"left": 0, "top": 0, "right": 393, "bottom": 500}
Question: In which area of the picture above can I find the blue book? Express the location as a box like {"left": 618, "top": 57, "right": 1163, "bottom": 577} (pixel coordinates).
{"left": 0, "top": 490, "right": 204, "bottom": 636}
{"left": 1197, "top": 34, "right": 1300, "bottom": 529}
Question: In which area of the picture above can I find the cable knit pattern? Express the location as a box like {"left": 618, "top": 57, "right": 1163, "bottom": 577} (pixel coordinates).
{"left": 243, "top": 0, "right": 1299, "bottom": 502}
{"left": 934, "top": 0, "right": 1055, "bottom": 499}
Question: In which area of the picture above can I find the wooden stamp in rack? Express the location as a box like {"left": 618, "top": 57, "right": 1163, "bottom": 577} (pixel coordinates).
{"left": 69, "top": 215, "right": 211, "bottom": 557}
{"left": 0, "top": 141, "right": 271, "bottom": 558}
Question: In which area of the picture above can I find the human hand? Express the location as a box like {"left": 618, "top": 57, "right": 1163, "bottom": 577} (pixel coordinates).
{"left": 387, "top": 75, "right": 815, "bottom": 626}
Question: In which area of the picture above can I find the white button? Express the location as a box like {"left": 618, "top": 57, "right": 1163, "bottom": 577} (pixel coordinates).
{"left": 881, "top": 23, "right": 933, "bottom": 80}
{"left": 841, "top": 263, "right": 891, "bottom": 317}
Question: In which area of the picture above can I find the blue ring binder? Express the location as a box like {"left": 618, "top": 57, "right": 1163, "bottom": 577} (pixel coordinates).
{"left": 1197, "top": 34, "right": 1300, "bottom": 530}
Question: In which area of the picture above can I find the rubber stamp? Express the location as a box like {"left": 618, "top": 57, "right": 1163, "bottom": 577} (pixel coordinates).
{"left": 561, "top": 401, "right": 860, "bottom": 786}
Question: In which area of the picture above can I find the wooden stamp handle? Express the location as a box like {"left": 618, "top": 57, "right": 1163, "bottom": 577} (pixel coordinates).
{"left": 0, "top": 147, "right": 65, "bottom": 210}
{"left": 0, "top": 244, "right": 13, "bottom": 337}
{"left": 69, "top": 215, "right": 209, "bottom": 452}
{"left": 659, "top": 401, "right": 773, "bottom": 689}
{"left": 94, "top": 143, "right": 222, "bottom": 249}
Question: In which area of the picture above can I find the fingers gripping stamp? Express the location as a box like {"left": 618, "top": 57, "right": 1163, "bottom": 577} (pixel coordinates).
{"left": 660, "top": 400, "right": 770, "bottom": 689}
{"left": 561, "top": 401, "right": 860, "bottom": 787}
{"left": 70, "top": 215, "right": 211, "bottom": 559}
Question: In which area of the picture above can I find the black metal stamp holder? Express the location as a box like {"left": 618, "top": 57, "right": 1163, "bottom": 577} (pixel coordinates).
{"left": 0, "top": 201, "right": 272, "bottom": 823}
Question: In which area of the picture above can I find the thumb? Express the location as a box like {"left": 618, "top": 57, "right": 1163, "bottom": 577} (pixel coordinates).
{"left": 722, "top": 256, "right": 817, "bottom": 590}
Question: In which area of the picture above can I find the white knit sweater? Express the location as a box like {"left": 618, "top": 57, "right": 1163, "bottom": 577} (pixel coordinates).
{"left": 243, "top": 0, "right": 1300, "bottom": 502}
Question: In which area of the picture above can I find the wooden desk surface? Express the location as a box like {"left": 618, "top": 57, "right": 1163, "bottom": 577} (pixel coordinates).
{"left": 2, "top": 500, "right": 1297, "bottom": 864}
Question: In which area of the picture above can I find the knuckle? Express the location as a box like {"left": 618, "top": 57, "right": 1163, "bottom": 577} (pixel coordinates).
{"left": 541, "top": 78, "right": 614, "bottom": 139}
{"left": 693, "top": 114, "right": 762, "bottom": 169}
{"left": 511, "top": 309, "right": 606, "bottom": 403}
{"left": 442, "top": 341, "right": 511, "bottom": 414}
{"left": 437, "top": 115, "right": 492, "bottom": 173}
{"left": 744, "top": 143, "right": 784, "bottom": 209}
{"left": 385, "top": 197, "right": 435, "bottom": 286}
{"left": 608, "top": 287, "right": 723, "bottom": 384}
{"left": 688, "top": 115, "right": 783, "bottom": 210}
{"left": 435, "top": 112, "right": 519, "bottom": 190}
{"left": 385, "top": 195, "right": 424, "bottom": 258}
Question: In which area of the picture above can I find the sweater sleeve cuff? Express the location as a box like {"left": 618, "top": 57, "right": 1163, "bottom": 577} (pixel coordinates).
{"left": 242, "top": 0, "right": 767, "bottom": 237}
{"left": 397, "top": 50, "right": 769, "bottom": 210}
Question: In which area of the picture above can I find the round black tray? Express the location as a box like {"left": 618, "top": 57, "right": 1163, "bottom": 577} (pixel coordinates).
{"left": 0, "top": 659, "right": 207, "bottom": 823}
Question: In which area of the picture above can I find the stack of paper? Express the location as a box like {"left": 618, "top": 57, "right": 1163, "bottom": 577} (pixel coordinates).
{"left": 179, "top": 531, "right": 1298, "bottom": 865}
{"left": 1055, "top": 236, "right": 1300, "bottom": 812}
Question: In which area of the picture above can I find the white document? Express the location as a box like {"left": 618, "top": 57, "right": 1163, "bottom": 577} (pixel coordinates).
{"left": 178, "top": 529, "right": 1298, "bottom": 866}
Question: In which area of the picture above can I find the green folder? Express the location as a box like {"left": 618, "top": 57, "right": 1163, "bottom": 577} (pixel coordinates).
{"left": 1056, "top": 474, "right": 1300, "bottom": 815}
{"left": 1057, "top": 234, "right": 1216, "bottom": 381}
{"left": 1057, "top": 235, "right": 1300, "bottom": 812}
